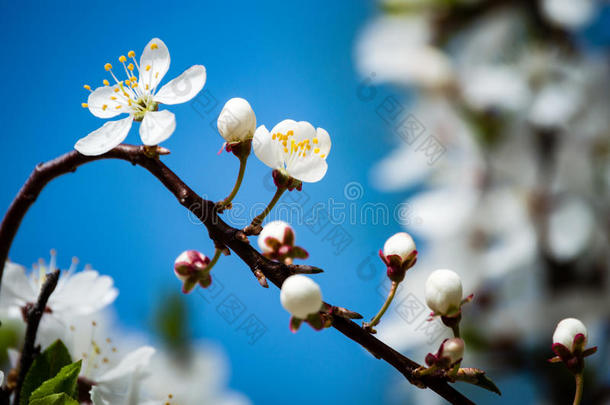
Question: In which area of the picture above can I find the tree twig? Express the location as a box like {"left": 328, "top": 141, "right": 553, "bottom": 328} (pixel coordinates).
{"left": 13, "top": 269, "right": 60, "bottom": 405}
{"left": 0, "top": 145, "right": 474, "bottom": 405}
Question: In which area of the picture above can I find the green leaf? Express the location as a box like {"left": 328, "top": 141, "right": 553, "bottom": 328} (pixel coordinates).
{"left": 474, "top": 373, "right": 502, "bottom": 396}
{"left": 20, "top": 340, "right": 72, "bottom": 405}
{"left": 455, "top": 367, "right": 502, "bottom": 396}
{"left": 29, "top": 360, "right": 81, "bottom": 402}
{"left": 29, "top": 393, "right": 79, "bottom": 405}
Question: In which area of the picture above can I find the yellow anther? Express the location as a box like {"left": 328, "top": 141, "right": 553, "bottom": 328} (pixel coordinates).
{"left": 130, "top": 76, "right": 137, "bottom": 82}
{"left": 128, "top": 50, "right": 135, "bottom": 58}
{"left": 314, "top": 148, "right": 320, "bottom": 153}
{"left": 151, "top": 43, "right": 158, "bottom": 50}
{"left": 146, "top": 84, "right": 150, "bottom": 90}
{"left": 127, "top": 63, "right": 134, "bottom": 71}
{"left": 145, "top": 65, "right": 151, "bottom": 71}
{"left": 313, "top": 138, "right": 318, "bottom": 144}
{"left": 110, "top": 96, "right": 117, "bottom": 100}
{"left": 155, "top": 72, "right": 159, "bottom": 78}
{"left": 272, "top": 133, "right": 277, "bottom": 140}
{"left": 287, "top": 130, "right": 294, "bottom": 136}
{"left": 102, "top": 104, "right": 108, "bottom": 111}
{"left": 81, "top": 103, "right": 88, "bottom": 108}
{"left": 115, "top": 105, "right": 121, "bottom": 109}
{"left": 284, "top": 148, "right": 288, "bottom": 153}
{"left": 119, "top": 55, "right": 127, "bottom": 63}
{"left": 114, "top": 87, "right": 119, "bottom": 93}
{"left": 83, "top": 84, "right": 91, "bottom": 91}
{"left": 104, "top": 63, "right": 112, "bottom": 71}
{"left": 103, "top": 79, "right": 110, "bottom": 86}
{"left": 320, "top": 154, "right": 326, "bottom": 158}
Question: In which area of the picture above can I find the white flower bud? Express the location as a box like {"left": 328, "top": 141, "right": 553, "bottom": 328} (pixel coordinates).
{"left": 258, "top": 221, "right": 293, "bottom": 253}
{"left": 442, "top": 338, "right": 465, "bottom": 364}
{"left": 553, "top": 318, "right": 587, "bottom": 351}
{"left": 280, "top": 275, "right": 323, "bottom": 319}
{"left": 217, "top": 97, "right": 256, "bottom": 142}
{"left": 425, "top": 269, "right": 463, "bottom": 316}
{"left": 383, "top": 232, "right": 416, "bottom": 262}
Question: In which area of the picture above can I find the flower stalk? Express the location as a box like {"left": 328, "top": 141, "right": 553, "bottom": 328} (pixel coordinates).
{"left": 217, "top": 152, "right": 249, "bottom": 211}
{"left": 244, "top": 186, "right": 286, "bottom": 235}
{"left": 573, "top": 372, "right": 583, "bottom": 405}
{"left": 364, "top": 281, "right": 398, "bottom": 333}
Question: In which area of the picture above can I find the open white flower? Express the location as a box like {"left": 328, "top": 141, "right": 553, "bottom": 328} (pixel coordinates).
{"left": 253, "top": 119, "right": 331, "bottom": 183}
{"left": 553, "top": 318, "right": 588, "bottom": 352}
{"left": 75, "top": 38, "right": 206, "bottom": 156}
{"left": 217, "top": 98, "right": 256, "bottom": 143}
{"left": 1, "top": 254, "right": 118, "bottom": 323}
{"left": 280, "top": 275, "right": 323, "bottom": 319}
{"left": 425, "top": 269, "right": 463, "bottom": 316}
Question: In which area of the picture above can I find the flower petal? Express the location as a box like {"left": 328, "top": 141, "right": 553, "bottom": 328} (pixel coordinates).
{"left": 139, "top": 110, "right": 176, "bottom": 146}
{"left": 139, "top": 38, "right": 170, "bottom": 93}
{"left": 75, "top": 116, "right": 133, "bottom": 156}
{"left": 287, "top": 158, "right": 328, "bottom": 183}
{"left": 253, "top": 125, "right": 282, "bottom": 169}
{"left": 154, "top": 65, "right": 206, "bottom": 105}
{"left": 315, "top": 127, "right": 331, "bottom": 156}
{"left": 87, "top": 85, "right": 127, "bottom": 119}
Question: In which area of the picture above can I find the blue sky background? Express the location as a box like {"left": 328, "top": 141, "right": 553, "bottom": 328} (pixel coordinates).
{"left": 2, "top": 2, "right": 609, "bottom": 405}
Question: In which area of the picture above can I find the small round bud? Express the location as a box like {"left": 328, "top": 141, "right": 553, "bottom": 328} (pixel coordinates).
{"left": 258, "top": 221, "right": 293, "bottom": 253}
{"left": 280, "top": 275, "right": 322, "bottom": 319}
{"left": 217, "top": 98, "right": 256, "bottom": 143}
{"left": 441, "top": 338, "right": 465, "bottom": 364}
{"left": 383, "top": 232, "right": 416, "bottom": 262}
{"left": 174, "top": 250, "right": 211, "bottom": 293}
{"left": 425, "top": 269, "right": 463, "bottom": 316}
{"left": 553, "top": 318, "right": 587, "bottom": 352}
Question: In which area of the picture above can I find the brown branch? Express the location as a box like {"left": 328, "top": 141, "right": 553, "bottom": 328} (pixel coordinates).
{"left": 13, "top": 269, "right": 60, "bottom": 405}
{"left": 0, "top": 145, "right": 474, "bottom": 405}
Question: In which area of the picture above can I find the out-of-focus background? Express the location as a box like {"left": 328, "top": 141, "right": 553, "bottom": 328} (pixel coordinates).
{"left": 0, "top": 1, "right": 609, "bottom": 404}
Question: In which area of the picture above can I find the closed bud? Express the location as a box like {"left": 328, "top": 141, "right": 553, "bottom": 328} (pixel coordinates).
{"left": 441, "top": 338, "right": 465, "bottom": 365}
{"left": 280, "top": 275, "right": 322, "bottom": 319}
{"left": 425, "top": 269, "right": 463, "bottom": 317}
{"left": 217, "top": 97, "right": 256, "bottom": 143}
{"left": 258, "top": 221, "right": 308, "bottom": 262}
{"left": 174, "top": 250, "right": 211, "bottom": 293}
{"left": 553, "top": 318, "right": 587, "bottom": 353}
{"left": 379, "top": 232, "right": 417, "bottom": 283}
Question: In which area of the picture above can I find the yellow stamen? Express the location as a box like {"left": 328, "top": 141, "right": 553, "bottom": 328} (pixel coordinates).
{"left": 102, "top": 104, "right": 108, "bottom": 111}
{"left": 119, "top": 55, "right": 127, "bottom": 63}
{"left": 81, "top": 103, "right": 88, "bottom": 108}
{"left": 83, "top": 84, "right": 91, "bottom": 91}
{"left": 115, "top": 105, "right": 121, "bottom": 109}
{"left": 130, "top": 76, "right": 137, "bottom": 82}
{"left": 320, "top": 154, "right": 326, "bottom": 158}
{"left": 114, "top": 87, "right": 119, "bottom": 93}
{"left": 314, "top": 148, "right": 320, "bottom": 154}
{"left": 110, "top": 96, "right": 117, "bottom": 100}
{"left": 287, "top": 130, "right": 294, "bottom": 135}
{"left": 151, "top": 43, "right": 158, "bottom": 50}
{"left": 128, "top": 50, "right": 135, "bottom": 58}
{"left": 104, "top": 63, "right": 112, "bottom": 71}
{"left": 103, "top": 79, "right": 110, "bottom": 86}
{"left": 313, "top": 138, "right": 318, "bottom": 144}
{"left": 145, "top": 65, "right": 151, "bottom": 71}
{"left": 127, "top": 63, "right": 134, "bottom": 71}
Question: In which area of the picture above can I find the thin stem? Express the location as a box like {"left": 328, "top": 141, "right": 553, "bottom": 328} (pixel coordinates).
{"left": 367, "top": 281, "right": 398, "bottom": 329}
{"left": 207, "top": 248, "right": 222, "bottom": 271}
{"left": 451, "top": 324, "right": 460, "bottom": 338}
{"left": 219, "top": 155, "right": 248, "bottom": 208}
{"left": 246, "top": 186, "right": 286, "bottom": 233}
{"left": 573, "top": 372, "right": 584, "bottom": 405}
{"left": 13, "top": 270, "right": 60, "bottom": 405}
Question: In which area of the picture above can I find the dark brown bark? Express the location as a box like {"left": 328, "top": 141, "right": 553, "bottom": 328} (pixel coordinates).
{"left": 0, "top": 145, "right": 474, "bottom": 404}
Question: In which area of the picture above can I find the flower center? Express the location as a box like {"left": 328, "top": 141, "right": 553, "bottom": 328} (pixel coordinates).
{"left": 271, "top": 129, "right": 326, "bottom": 168}
{"left": 81, "top": 46, "right": 160, "bottom": 120}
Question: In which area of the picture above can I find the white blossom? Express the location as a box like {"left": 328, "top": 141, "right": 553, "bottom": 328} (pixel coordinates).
{"left": 217, "top": 98, "right": 256, "bottom": 143}
{"left": 253, "top": 119, "right": 331, "bottom": 183}
{"left": 383, "top": 232, "right": 416, "bottom": 262}
{"left": 425, "top": 269, "right": 463, "bottom": 316}
{"left": 553, "top": 318, "right": 588, "bottom": 351}
{"left": 540, "top": 0, "right": 595, "bottom": 29}
{"left": 280, "top": 275, "right": 323, "bottom": 319}
{"left": 75, "top": 38, "right": 206, "bottom": 156}
{"left": 441, "top": 338, "right": 465, "bottom": 364}
{"left": 1, "top": 255, "right": 117, "bottom": 323}
{"left": 257, "top": 221, "right": 293, "bottom": 253}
